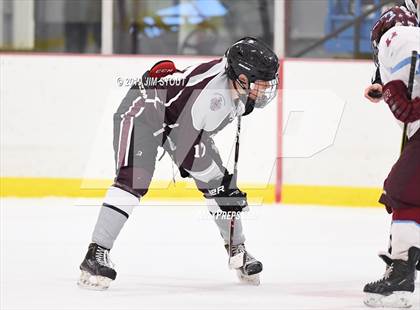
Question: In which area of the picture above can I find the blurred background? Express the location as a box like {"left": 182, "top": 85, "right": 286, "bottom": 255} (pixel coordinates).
{"left": 0, "top": 0, "right": 405, "bottom": 58}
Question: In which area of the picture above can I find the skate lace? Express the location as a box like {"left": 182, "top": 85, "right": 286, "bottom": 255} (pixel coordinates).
{"left": 232, "top": 244, "right": 255, "bottom": 263}
{"left": 369, "top": 264, "right": 394, "bottom": 285}
{"left": 95, "top": 247, "right": 114, "bottom": 268}
{"left": 231, "top": 244, "right": 245, "bottom": 255}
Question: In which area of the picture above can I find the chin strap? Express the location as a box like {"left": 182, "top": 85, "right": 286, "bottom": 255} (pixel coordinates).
{"left": 242, "top": 97, "right": 255, "bottom": 116}
{"left": 233, "top": 79, "right": 255, "bottom": 116}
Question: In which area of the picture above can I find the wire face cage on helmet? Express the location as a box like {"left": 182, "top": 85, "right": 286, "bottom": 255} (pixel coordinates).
{"left": 405, "top": 0, "right": 418, "bottom": 16}
{"left": 249, "top": 74, "right": 279, "bottom": 109}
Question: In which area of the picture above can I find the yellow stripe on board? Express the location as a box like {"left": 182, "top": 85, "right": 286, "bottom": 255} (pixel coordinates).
{"left": 282, "top": 184, "right": 383, "bottom": 207}
{"left": 0, "top": 177, "right": 275, "bottom": 204}
{"left": 0, "top": 178, "right": 383, "bottom": 207}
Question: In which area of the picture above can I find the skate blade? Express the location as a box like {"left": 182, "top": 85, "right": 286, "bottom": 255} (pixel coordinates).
{"left": 364, "top": 291, "right": 413, "bottom": 308}
{"left": 229, "top": 252, "right": 244, "bottom": 269}
{"left": 236, "top": 270, "right": 260, "bottom": 286}
{"left": 77, "top": 270, "right": 112, "bottom": 291}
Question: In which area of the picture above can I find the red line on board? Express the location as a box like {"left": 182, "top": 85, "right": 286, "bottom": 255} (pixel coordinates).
{"left": 275, "top": 59, "right": 284, "bottom": 203}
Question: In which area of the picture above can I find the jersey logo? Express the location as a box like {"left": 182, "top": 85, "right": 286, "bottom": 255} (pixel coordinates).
{"left": 385, "top": 31, "right": 398, "bottom": 47}
{"left": 210, "top": 93, "right": 225, "bottom": 111}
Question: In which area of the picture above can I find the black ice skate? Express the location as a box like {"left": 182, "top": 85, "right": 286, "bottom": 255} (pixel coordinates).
{"left": 78, "top": 243, "right": 117, "bottom": 290}
{"left": 225, "top": 243, "right": 263, "bottom": 285}
{"left": 363, "top": 246, "right": 420, "bottom": 308}
{"left": 379, "top": 251, "right": 420, "bottom": 272}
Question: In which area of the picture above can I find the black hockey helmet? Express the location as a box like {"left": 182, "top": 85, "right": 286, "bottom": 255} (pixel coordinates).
{"left": 225, "top": 37, "right": 279, "bottom": 112}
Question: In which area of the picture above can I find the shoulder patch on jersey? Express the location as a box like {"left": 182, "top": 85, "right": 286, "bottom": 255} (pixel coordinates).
{"left": 210, "top": 93, "right": 225, "bottom": 111}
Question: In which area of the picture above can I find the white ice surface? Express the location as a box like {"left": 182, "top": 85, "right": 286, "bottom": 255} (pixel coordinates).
{"left": 1, "top": 198, "right": 419, "bottom": 310}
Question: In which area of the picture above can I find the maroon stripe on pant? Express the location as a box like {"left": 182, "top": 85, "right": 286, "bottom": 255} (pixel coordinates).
{"left": 117, "top": 117, "right": 133, "bottom": 168}
{"left": 392, "top": 207, "right": 420, "bottom": 224}
{"left": 117, "top": 97, "right": 145, "bottom": 169}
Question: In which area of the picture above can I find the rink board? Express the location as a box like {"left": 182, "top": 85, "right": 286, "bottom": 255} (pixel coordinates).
{"left": 0, "top": 54, "right": 401, "bottom": 206}
{"left": 1, "top": 177, "right": 383, "bottom": 207}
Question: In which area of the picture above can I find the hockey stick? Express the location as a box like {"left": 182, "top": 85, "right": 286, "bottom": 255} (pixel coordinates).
{"left": 400, "top": 50, "right": 418, "bottom": 152}
{"left": 233, "top": 116, "right": 242, "bottom": 190}
{"left": 228, "top": 115, "right": 242, "bottom": 268}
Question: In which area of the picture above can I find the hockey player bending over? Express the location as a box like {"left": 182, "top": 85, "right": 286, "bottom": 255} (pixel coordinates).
{"left": 363, "top": 4, "right": 420, "bottom": 308}
{"left": 77, "top": 37, "right": 279, "bottom": 290}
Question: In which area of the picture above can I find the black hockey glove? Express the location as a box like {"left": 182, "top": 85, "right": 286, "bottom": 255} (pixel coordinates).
{"left": 203, "top": 174, "right": 248, "bottom": 212}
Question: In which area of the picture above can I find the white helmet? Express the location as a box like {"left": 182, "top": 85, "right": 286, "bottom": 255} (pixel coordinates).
{"left": 405, "top": 0, "right": 418, "bottom": 15}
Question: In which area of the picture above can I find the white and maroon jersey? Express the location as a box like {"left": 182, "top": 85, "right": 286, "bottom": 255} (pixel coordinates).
{"left": 378, "top": 26, "right": 420, "bottom": 138}
{"left": 115, "top": 58, "right": 245, "bottom": 182}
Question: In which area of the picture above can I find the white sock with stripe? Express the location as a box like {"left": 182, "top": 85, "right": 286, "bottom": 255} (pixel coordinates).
{"left": 391, "top": 220, "right": 420, "bottom": 261}
{"left": 92, "top": 186, "right": 140, "bottom": 249}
